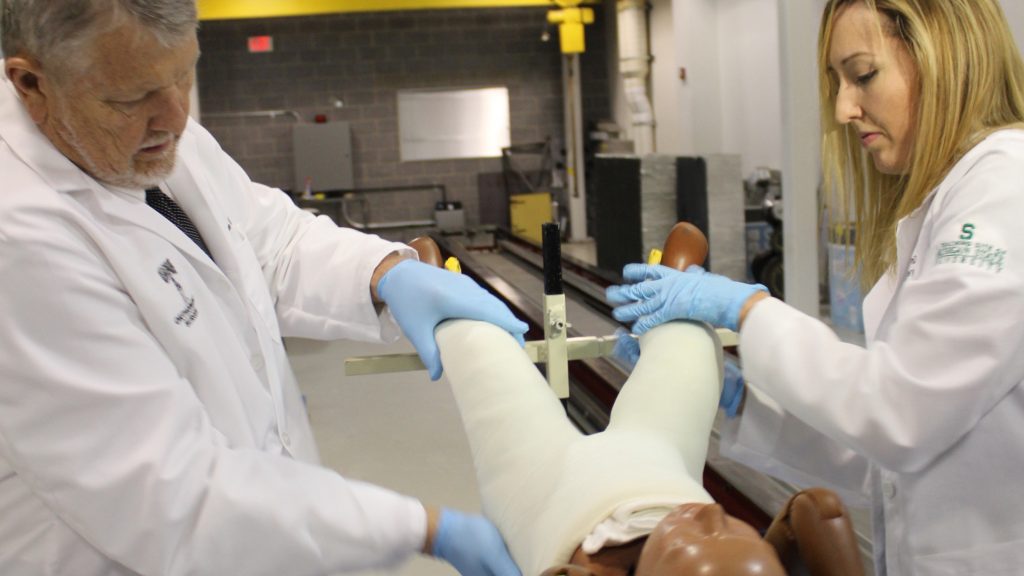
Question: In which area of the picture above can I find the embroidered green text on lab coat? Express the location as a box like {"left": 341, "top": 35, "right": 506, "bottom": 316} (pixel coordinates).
{"left": 935, "top": 239, "right": 1006, "bottom": 272}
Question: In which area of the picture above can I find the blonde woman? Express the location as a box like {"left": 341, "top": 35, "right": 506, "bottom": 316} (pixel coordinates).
{"left": 607, "top": 1, "right": 1024, "bottom": 574}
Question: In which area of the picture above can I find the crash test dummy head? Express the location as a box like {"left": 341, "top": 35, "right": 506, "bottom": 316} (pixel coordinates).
{"left": 540, "top": 502, "right": 785, "bottom": 576}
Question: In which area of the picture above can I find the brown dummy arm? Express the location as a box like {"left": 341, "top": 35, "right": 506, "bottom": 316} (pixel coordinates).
{"left": 763, "top": 488, "right": 865, "bottom": 576}
{"left": 409, "top": 236, "right": 444, "bottom": 267}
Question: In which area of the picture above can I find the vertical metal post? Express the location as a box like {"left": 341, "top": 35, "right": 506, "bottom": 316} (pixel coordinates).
{"left": 542, "top": 222, "right": 570, "bottom": 399}
{"left": 777, "top": 0, "right": 822, "bottom": 316}
{"left": 562, "top": 54, "right": 588, "bottom": 242}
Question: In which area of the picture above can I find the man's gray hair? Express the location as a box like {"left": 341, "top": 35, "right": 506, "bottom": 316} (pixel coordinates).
{"left": 1, "top": 0, "right": 197, "bottom": 73}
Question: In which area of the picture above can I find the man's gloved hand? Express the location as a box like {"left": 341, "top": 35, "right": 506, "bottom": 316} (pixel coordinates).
{"left": 378, "top": 259, "right": 528, "bottom": 380}
{"left": 721, "top": 357, "right": 746, "bottom": 418}
{"left": 432, "top": 508, "right": 521, "bottom": 576}
{"left": 605, "top": 264, "right": 767, "bottom": 333}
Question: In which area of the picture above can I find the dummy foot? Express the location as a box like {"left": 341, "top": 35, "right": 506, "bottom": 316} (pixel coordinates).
{"left": 660, "top": 221, "right": 709, "bottom": 271}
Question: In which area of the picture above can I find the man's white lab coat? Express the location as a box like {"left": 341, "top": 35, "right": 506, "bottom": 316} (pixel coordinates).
{"left": 0, "top": 71, "right": 425, "bottom": 575}
{"left": 723, "top": 129, "right": 1024, "bottom": 575}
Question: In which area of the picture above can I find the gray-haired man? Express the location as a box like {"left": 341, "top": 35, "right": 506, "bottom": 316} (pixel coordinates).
{"left": 0, "top": 1, "right": 525, "bottom": 574}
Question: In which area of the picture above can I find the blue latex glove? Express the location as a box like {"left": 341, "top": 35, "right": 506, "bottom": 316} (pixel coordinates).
{"left": 605, "top": 264, "right": 767, "bottom": 333}
{"left": 721, "top": 357, "right": 746, "bottom": 418}
{"left": 611, "top": 327, "right": 640, "bottom": 371}
{"left": 432, "top": 509, "right": 521, "bottom": 576}
{"left": 613, "top": 328, "right": 746, "bottom": 418}
{"left": 378, "top": 259, "right": 528, "bottom": 380}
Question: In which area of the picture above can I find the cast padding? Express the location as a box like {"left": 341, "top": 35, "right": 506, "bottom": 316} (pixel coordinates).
{"left": 436, "top": 319, "right": 723, "bottom": 575}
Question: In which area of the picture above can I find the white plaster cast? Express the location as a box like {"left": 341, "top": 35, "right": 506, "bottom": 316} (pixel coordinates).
{"left": 436, "top": 319, "right": 723, "bottom": 575}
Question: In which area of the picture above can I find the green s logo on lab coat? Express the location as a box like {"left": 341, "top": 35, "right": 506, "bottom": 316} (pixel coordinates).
{"left": 960, "top": 223, "right": 975, "bottom": 240}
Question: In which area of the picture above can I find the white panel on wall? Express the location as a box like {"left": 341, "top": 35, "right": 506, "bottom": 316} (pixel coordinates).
{"left": 397, "top": 87, "right": 511, "bottom": 162}
{"left": 717, "top": 0, "right": 783, "bottom": 177}
{"left": 676, "top": 0, "right": 723, "bottom": 155}
{"left": 648, "top": 0, "right": 782, "bottom": 171}
{"left": 650, "top": 0, "right": 685, "bottom": 154}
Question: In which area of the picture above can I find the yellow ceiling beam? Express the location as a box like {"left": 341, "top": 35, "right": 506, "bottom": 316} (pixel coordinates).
{"left": 198, "top": 0, "right": 598, "bottom": 21}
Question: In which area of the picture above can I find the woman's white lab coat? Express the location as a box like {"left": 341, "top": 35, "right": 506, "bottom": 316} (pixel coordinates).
{"left": 722, "top": 129, "right": 1024, "bottom": 575}
{"left": 0, "top": 74, "right": 424, "bottom": 575}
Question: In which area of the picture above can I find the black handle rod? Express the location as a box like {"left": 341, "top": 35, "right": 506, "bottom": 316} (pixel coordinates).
{"left": 542, "top": 222, "right": 563, "bottom": 296}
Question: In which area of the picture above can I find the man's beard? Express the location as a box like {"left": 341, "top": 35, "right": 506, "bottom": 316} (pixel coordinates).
{"left": 55, "top": 107, "right": 178, "bottom": 189}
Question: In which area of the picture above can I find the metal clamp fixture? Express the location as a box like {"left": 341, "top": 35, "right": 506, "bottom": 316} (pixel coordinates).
{"left": 541, "top": 222, "right": 570, "bottom": 398}
{"left": 343, "top": 222, "right": 739, "bottom": 399}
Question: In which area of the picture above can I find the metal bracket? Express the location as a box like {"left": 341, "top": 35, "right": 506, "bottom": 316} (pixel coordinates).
{"left": 343, "top": 328, "right": 738, "bottom": 377}
{"left": 543, "top": 293, "right": 570, "bottom": 398}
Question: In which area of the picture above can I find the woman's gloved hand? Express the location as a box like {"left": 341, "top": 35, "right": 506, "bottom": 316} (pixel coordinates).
{"left": 721, "top": 357, "right": 746, "bottom": 418}
{"left": 612, "top": 328, "right": 746, "bottom": 418}
{"left": 432, "top": 508, "right": 521, "bottom": 576}
{"left": 378, "top": 259, "right": 528, "bottom": 380}
{"left": 605, "top": 264, "right": 767, "bottom": 332}
{"left": 611, "top": 327, "right": 641, "bottom": 370}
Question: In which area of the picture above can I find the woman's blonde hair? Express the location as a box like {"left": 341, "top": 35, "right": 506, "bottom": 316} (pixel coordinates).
{"left": 819, "top": 0, "right": 1024, "bottom": 287}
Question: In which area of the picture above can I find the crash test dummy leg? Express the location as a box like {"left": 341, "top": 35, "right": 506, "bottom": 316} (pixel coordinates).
{"left": 416, "top": 225, "right": 776, "bottom": 575}
{"left": 435, "top": 315, "right": 721, "bottom": 575}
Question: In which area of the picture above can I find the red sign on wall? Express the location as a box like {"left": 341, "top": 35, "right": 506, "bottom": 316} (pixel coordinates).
{"left": 247, "top": 36, "right": 274, "bottom": 53}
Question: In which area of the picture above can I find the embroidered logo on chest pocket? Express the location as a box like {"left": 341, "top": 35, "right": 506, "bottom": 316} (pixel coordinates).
{"left": 935, "top": 223, "right": 1007, "bottom": 273}
{"left": 159, "top": 259, "right": 199, "bottom": 326}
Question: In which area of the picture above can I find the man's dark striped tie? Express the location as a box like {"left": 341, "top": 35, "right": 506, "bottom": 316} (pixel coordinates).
{"left": 145, "top": 188, "right": 213, "bottom": 260}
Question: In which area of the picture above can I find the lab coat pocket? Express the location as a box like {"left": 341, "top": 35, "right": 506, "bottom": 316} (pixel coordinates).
{"left": 231, "top": 228, "right": 283, "bottom": 343}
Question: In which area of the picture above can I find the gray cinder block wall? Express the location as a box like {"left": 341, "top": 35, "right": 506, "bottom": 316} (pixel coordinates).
{"left": 639, "top": 154, "right": 746, "bottom": 281}
{"left": 703, "top": 155, "right": 747, "bottom": 281}
{"left": 196, "top": 8, "right": 610, "bottom": 228}
{"left": 639, "top": 155, "right": 678, "bottom": 261}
